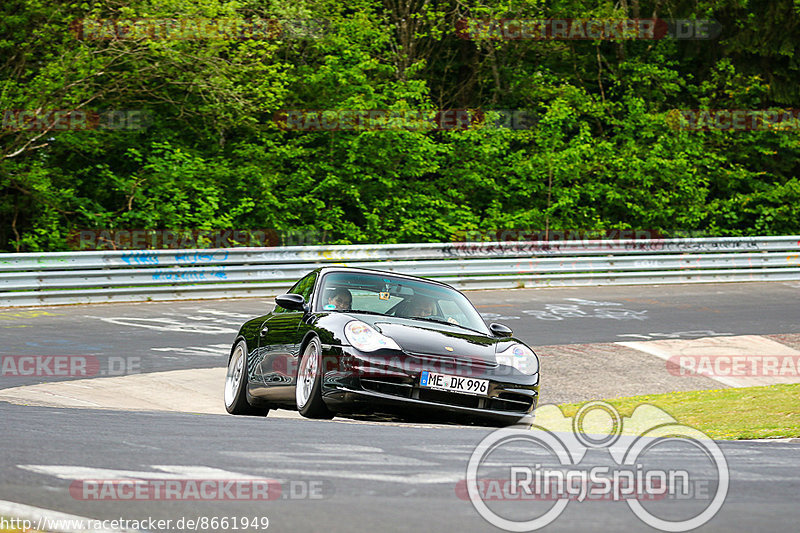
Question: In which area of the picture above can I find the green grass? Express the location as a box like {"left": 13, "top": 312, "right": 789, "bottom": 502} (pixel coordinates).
{"left": 556, "top": 383, "right": 800, "bottom": 440}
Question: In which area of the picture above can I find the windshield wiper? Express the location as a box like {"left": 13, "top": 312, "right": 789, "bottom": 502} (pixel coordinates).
{"left": 340, "top": 309, "right": 387, "bottom": 317}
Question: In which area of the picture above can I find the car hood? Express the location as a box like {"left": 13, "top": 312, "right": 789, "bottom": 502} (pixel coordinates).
{"left": 368, "top": 318, "right": 498, "bottom": 361}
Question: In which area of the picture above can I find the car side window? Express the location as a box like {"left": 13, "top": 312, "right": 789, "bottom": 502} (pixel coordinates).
{"left": 274, "top": 272, "right": 316, "bottom": 314}
{"left": 293, "top": 273, "right": 316, "bottom": 303}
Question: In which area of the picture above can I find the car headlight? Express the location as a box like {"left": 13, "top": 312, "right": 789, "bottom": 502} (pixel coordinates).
{"left": 496, "top": 344, "right": 539, "bottom": 375}
{"left": 344, "top": 321, "right": 402, "bottom": 352}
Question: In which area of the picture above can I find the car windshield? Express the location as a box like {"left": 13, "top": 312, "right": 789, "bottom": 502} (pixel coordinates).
{"left": 316, "top": 271, "right": 490, "bottom": 334}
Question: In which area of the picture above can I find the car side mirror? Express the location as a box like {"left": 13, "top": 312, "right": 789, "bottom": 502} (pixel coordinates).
{"left": 489, "top": 322, "right": 513, "bottom": 337}
{"left": 275, "top": 293, "right": 306, "bottom": 311}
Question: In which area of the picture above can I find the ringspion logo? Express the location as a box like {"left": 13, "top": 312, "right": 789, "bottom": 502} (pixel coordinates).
{"left": 461, "top": 401, "right": 728, "bottom": 531}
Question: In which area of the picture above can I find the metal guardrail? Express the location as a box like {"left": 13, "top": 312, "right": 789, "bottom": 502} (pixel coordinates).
{"left": 0, "top": 236, "right": 798, "bottom": 307}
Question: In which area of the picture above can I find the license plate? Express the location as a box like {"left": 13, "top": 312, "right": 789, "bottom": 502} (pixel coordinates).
{"left": 420, "top": 371, "right": 489, "bottom": 396}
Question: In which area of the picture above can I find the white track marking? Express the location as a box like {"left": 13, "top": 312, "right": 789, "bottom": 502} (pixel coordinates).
{"left": 151, "top": 344, "right": 229, "bottom": 357}
{"left": 563, "top": 298, "right": 622, "bottom": 306}
{"left": 19, "top": 464, "right": 269, "bottom": 481}
{"left": 219, "top": 450, "right": 437, "bottom": 467}
{"left": 304, "top": 444, "right": 385, "bottom": 453}
{"left": 250, "top": 469, "right": 463, "bottom": 484}
{"left": 83, "top": 316, "right": 236, "bottom": 334}
{"left": 617, "top": 330, "right": 733, "bottom": 341}
{"left": 183, "top": 308, "right": 266, "bottom": 318}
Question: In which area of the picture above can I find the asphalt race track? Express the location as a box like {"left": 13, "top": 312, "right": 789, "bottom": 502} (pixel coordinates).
{"left": 2, "top": 402, "right": 800, "bottom": 533}
{"left": 1, "top": 280, "right": 799, "bottom": 532}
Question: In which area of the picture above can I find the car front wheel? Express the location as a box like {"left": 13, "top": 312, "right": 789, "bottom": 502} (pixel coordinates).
{"left": 295, "top": 337, "right": 334, "bottom": 419}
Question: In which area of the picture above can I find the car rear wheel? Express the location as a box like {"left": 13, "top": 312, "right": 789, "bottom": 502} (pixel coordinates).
{"left": 224, "top": 340, "right": 269, "bottom": 416}
{"left": 296, "top": 337, "right": 333, "bottom": 419}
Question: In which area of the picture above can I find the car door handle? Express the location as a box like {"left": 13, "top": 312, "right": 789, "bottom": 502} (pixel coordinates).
{"left": 260, "top": 326, "right": 269, "bottom": 336}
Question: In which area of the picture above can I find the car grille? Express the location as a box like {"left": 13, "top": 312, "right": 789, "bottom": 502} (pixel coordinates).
{"left": 406, "top": 352, "right": 499, "bottom": 370}
{"left": 487, "top": 392, "right": 535, "bottom": 412}
{"left": 361, "top": 378, "right": 413, "bottom": 398}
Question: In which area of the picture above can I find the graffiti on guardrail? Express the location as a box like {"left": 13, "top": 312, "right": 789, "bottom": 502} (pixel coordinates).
{"left": 441, "top": 231, "right": 781, "bottom": 257}
{"left": 442, "top": 239, "right": 770, "bottom": 257}
{"left": 308, "top": 248, "right": 384, "bottom": 261}
{"left": 152, "top": 267, "right": 227, "bottom": 281}
{"left": 35, "top": 256, "right": 69, "bottom": 264}
{"left": 122, "top": 251, "right": 160, "bottom": 265}
{"left": 443, "top": 242, "right": 583, "bottom": 257}
{"left": 625, "top": 239, "right": 761, "bottom": 252}
{"left": 175, "top": 251, "right": 230, "bottom": 264}
{"left": 2, "top": 236, "right": 799, "bottom": 307}
{"left": 453, "top": 229, "right": 666, "bottom": 242}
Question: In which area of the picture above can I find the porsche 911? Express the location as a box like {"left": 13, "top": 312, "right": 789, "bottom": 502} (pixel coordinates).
{"left": 223, "top": 267, "right": 540, "bottom": 426}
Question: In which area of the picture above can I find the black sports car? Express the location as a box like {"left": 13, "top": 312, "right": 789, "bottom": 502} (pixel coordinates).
{"left": 223, "top": 267, "right": 540, "bottom": 426}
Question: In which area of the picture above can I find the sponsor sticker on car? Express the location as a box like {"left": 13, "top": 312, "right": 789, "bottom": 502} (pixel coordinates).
{"left": 420, "top": 370, "right": 489, "bottom": 396}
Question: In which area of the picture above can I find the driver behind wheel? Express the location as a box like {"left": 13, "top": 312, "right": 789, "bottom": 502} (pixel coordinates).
{"left": 327, "top": 287, "right": 352, "bottom": 311}
{"left": 406, "top": 295, "right": 462, "bottom": 325}
{"left": 406, "top": 295, "right": 435, "bottom": 318}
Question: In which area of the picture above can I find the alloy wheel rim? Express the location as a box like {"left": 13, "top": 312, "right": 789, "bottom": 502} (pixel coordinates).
{"left": 296, "top": 344, "right": 318, "bottom": 408}
{"left": 224, "top": 346, "right": 244, "bottom": 408}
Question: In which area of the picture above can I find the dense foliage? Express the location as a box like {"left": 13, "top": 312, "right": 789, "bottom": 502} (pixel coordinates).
{"left": 2, "top": 0, "right": 799, "bottom": 251}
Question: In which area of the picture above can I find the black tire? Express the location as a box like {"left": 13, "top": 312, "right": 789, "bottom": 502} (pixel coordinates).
{"left": 224, "top": 340, "right": 269, "bottom": 416}
{"left": 295, "top": 337, "right": 334, "bottom": 419}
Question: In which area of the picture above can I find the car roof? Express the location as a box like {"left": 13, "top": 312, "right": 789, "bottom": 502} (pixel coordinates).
{"left": 312, "top": 266, "right": 454, "bottom": 289}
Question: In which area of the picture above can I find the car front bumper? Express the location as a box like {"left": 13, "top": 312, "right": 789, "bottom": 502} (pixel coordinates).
{"left": 319, "top": 345, "right": 539, "bottom": 426}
